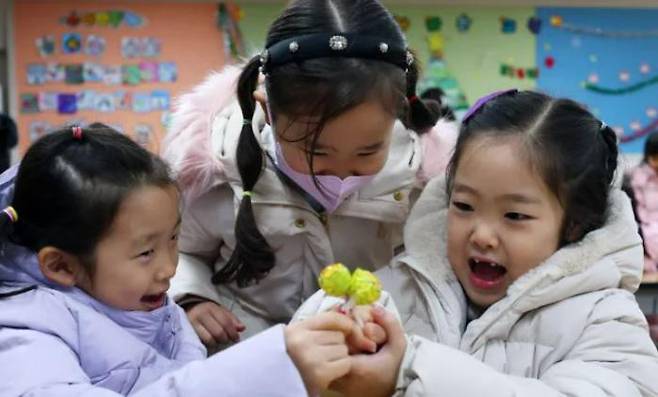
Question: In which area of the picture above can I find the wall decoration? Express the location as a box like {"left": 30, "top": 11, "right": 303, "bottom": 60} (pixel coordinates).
{"left": 583, "top": 74, "right": 658, "bottom": 95}
{"left": 218, "top": 2, "right": 246, "bottom": 59}
{"left": 27, "top": 64, "right": 47, "bottom": 85}
{"left": 57, "top": 93, "right": 77, "bottom": 114}
{"left": 151, "top": 90, "right": 170, "bottom": 111}
{"left": 85, "top": 35, "right": 106, "bottom": 57}
{"left": 500, "top": 17, "right": 517, "bottom": 34}
{"left": 46, "top": 63, "right": 65, "bottom": 82}
{"left": 83, "top": 62, "right": 104, "bottom": 82}
{"left": 527, "top": 17, "right": 541, "bottom": 34}
{"left": 394, "top": 15, "right": 411, "bottom": 32}
{"left": 537, "top": 7, "right": 658, "bottom": 153}
{"left": 121, "top": 65, "right": 141, "bottom": 85}
{"left": 455, "top": 13, "right": 472, "bottom": 33}
{"left": 62, "top": 33, "right": 82, "bottom": 54}
{"left": 95, "top": 93, "right": 116, "bottom": 112}
{"left": 500, "top": 63, "right": 538, "bottom": 79}
{"left": 20, "top": 93, "right": 40, "bottom": 113}
{"left": 139, "top": 61, "right": 159, "bottom": 83}
{"left": 65, "top": 64, "right": 84, "bottom": 84}
{"left": 61, "top": 10, "right": 144, "bottom": 28}
{"left": 36, "top": 35, "right": 55, "bottom": 57}
{"left": 38, "top": 92, "right": 58, "bottom": 111}
{"left": 103, "top": 66, "right": 122, "bottom": 85}
{"left": 132, "top": 92, "right": 152, "bottom": 113}
{"left": 77, "top": 90, "right": 97, "bottom": 110}
{"left": 158, "top": 62, "right": 177, "bottom": 82}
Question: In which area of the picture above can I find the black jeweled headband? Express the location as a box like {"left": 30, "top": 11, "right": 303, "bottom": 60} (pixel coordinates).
{"left": 259, "top": 33, "right": 414, "bottom": 74}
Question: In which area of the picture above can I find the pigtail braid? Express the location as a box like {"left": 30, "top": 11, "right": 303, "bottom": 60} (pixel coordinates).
{"left": 406, "top": 59, "right": 440, "bottom": 134}
{"left": 212, "top": 56, "right": 275, "bottom": 287}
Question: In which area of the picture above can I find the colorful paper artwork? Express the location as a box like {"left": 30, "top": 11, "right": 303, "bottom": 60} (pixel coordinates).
{"left": 83, "top": 62, "right": 104, "bottom": 82}
{"left": 38, "top": 92, "right": 58, "bottom": 111}
{"left": 132, "top": 93, "right": 152, "bottom": 112}
{"left": 139, "top": 61, "right": 159, "bottom": 83}
{"left": 85, "top": 35, "right": 106, "bottom": 57}
{"left": 122, "top": 65, "right": 141, "bottom": 85}
{"left": 65, "top": 64, "right": 84, "bottom": 84}
{"left": 500, "top": 17, "right": 517, "bottom": 34}
{"left": 20, "top": 94, "right": 40, "bottom": 113}
{"left": 27, "top": 64, "right": 48, "bottom": 85}
{"left": 76, "top": 90, "right": 97, "bottom": 110}
{"left": 36, "top": 35, "right": 55, "bottom": 57}
{"left": 46, "top": 63, "right": 65, "bottom": 82}
{"left": 103, "top": 66, "right": 122, "bottom": 85}
{"left": 62, "top": 32, "right": 82, "bottom": 54}
{"left": 95, "top": 93, "right": 116, "bottom": 112}
{"left": 57, "top": 93, "right": 78, "bottom": 114}
{"left": 151, "top": 90, "right": 170, "bottom": 110}
{"left": 158, "top": 62, "right": 177, "bottom": 83}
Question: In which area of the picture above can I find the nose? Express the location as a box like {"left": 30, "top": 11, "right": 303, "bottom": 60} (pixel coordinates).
{"left": 156, "top": 252, "right": 177, "bottom": 282}
{"left": 469, "top": 220, "right": 499, "bottom": 251}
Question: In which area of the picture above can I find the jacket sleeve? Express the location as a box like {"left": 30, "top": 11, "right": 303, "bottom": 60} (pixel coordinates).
{"left": 396, "top": 293, "right": 658, "bottom": 397}
{"left": 1, "top": 325, "right": 307, "bottom": 397}
{"left": 169, "top": 186, "right": 234, "bottom": 305}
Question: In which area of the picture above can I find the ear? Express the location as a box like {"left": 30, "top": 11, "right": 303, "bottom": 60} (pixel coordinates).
{"left": 37, "top": 247, "right": 85, "bottom": 288}
{"left": 252, "top": 89, "right": 270, "bottom": 125}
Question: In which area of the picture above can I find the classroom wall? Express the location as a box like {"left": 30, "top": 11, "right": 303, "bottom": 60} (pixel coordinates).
{"left": 11, "top": 0, "right": 224, "bottom": 153}
{"left": 237, "top": 2, "right": 657, "bottom": 157}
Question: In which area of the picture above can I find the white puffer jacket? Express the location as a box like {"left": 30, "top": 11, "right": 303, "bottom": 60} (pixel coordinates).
{"left": 296, "top": 177, "right": 658, "bottom": 396}
{"left": 162, "top": 66, "right": 459, "bottom": 338}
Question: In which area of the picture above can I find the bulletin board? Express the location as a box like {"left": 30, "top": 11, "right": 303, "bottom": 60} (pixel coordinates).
{"left": 11, "top": 0, "right": 224, "bottom": 154}
{"left": 536, "top": 7, "right": 658, "bottom": 154}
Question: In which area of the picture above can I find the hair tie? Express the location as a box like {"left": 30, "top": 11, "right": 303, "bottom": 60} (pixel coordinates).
{"left": 407, "top": 95, "right": 419, "bottom": 104}
{"left": 242, "top": 191, "right": 252, "bottom": 197}
{"left": 462, "top": 89, "right": 518, "bottom": 123}
{"left": 72, "top": 126, "right": 83, "bottom": 140}
{"left": 3, "top": 206, "right": 18, "bottom": 223}
{"left": 242, "top": 119, "right": 252, "bottom": 126}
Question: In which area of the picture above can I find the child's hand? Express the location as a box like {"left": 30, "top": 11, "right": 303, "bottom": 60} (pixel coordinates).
{"left": 285, "top": 311, "right": 354, "bottom": 396}
{"left": 346, "top": 305, "right": 387, "bottom": 354}
{"left": 184, "top": 301, "right": 246, "bottom": 348}
{"left": 330, "top": 307, "right": 407, "bottom": 397}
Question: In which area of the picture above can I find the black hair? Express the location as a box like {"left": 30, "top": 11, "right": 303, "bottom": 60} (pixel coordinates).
{"left": 0, "top": 123, "right": 175, "bottom": 269}
{"left": 446, "top": 90, "right": 618, "bottom": 246}
{"left": 642, "top": 130, "right": 658, "bottom": 164}
{"left": 214, "top": 0, "right": 439, "bottom": 287}
{"left": 420, "top": 87, "right": 456, "bottom": 121}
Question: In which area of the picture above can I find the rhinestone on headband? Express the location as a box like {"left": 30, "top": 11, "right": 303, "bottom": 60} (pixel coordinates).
{"left": 329, "top": 35, "right": 348, "bottom": 50}
{"left": 260, "top": 49, "right": 269, "bottom": 65}
{"left": 289, "top": 41, "right": 299, "bottom": 53}
{"left": 406, "top": 51, "right": 414, "bottom": 66}
{"left": 379, "top": 43, "right": 389, "bottom": 53}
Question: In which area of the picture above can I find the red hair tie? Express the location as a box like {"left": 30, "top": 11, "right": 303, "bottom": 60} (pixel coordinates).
{"left": 408, "top": 95, "right": 419, "bottom": 104}
{"left": 72, "top": 126, "right": 83, "bottom": 140}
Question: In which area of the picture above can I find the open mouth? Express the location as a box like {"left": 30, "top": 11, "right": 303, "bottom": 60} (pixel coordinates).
{"left": 468, "top": 258, "right": 507, "bottom": 288}
{"left": 140, "top": 292, "right": 166, "bottom": 308}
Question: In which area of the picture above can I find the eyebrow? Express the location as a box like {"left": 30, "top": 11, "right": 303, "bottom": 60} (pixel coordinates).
{"left": 453, "top": 183, "right": 542, "bottom": 204}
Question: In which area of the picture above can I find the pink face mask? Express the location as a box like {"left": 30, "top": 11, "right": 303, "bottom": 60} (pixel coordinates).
{"left": 273, "top": 142, "right": 376, "bottom": 213}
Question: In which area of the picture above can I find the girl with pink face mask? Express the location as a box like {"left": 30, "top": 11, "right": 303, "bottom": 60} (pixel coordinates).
{"left": 162, "top": 0, "right": 458, "bottom": 349}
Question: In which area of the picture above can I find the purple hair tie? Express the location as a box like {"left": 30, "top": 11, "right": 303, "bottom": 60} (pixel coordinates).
{"left": 462, "top": 89, "right": 518, "bottom": 123}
